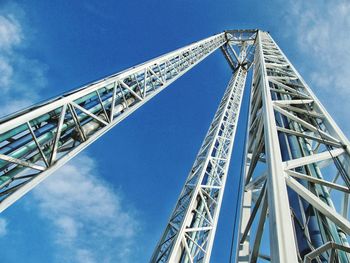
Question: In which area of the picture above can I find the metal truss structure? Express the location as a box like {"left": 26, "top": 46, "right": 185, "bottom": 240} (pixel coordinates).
{"left": 0, "top": 29, "right": 350, "bottom": 263}
{"left": 0, "top": 33, "right": 225, "bottom": 211}
{"left": 237, "top": 31, "right": 350, "bottom": 263}
{"left": 151, "top": 32, "right": 255, "bottom": 262}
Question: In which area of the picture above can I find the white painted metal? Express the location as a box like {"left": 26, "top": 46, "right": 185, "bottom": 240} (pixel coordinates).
{"left": 1, "top": 27, "right": 350, "bottom": 263}
{"left": 304, "top": 242, "right": 350, "bottom": 263}
{"left": 0, "top": 33, "right": 226, "bottom": 212}
{"left": 285, "top": 175, "right": 350, "bottom": 235}
{"left": 151, "top": 37, "right": 254, "bottom": 262}
{"left": 237, "top": 30, "right": 350, "bottom": 263}
{"left": 253, "top": 31, "right": 298, "bottom": 262}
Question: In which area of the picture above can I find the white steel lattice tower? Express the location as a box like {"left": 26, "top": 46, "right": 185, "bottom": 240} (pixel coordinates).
{"left": 1, "top": 29, "right": 350, "bottom": 263}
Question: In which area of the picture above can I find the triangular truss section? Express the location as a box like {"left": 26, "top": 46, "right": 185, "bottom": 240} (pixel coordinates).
{"left": 237, "top": 31, "right": 350, "bottom": 263}
{"left": 0, "top": 29, "right": 350, "bottom": 263}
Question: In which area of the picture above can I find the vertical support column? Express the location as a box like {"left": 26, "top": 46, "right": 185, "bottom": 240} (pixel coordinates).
{"left": 237, "top": 29, "right": 350, "bottom": 262}
{"left": 236, "top": 66, "right": 255, "bottom": 263}
{"left": 151, "top": 47, "right": 249, "bottom": 263}
{"left": 237, "top": 31, "right": 300, "bottom": 262}
{"left": 256, "top": 30, "right": 299, "bottom": 262}
{"left": 237, "top": 190, "right": 252, "bottom": 263}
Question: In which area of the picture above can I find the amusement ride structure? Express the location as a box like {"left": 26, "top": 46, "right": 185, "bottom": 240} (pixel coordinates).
{"left": 1, "top": 29, "right": 350, "bottom": 262}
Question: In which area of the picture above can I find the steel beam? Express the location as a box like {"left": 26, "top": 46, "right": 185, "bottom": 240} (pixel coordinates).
{"left": 237, "top": 30, "right": 350, "bottom": 263}
{"left": 151, "top": 41, "right": 253, "bottom": 263}
{"left": 0, "top": 33, "right": 226, "bottom": 212}
{"left": 2, "top": 27, "right": 350, "bottom": 263}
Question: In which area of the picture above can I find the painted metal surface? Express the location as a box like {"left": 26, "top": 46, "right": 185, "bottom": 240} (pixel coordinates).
{"left": 152, "top": 54, "right": 247, "bottom": 263}
{"left": 151, "top": 31, "right": 257, "bottom": 263}
{"left": 1, "top": 27, "right": 350, "bottom": 263}
{"left": 0, "top": 33, "right": 226, "bottom": 212}
{"left": 237, "top": 30, "right": 350, "bottom": 262}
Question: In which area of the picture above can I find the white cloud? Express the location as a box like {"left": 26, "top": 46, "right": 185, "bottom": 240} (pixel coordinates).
{"left": 76, "top": 249, "right": 96, "bottom": 263}
{"left": 0, "top": 98, "right": 35, "bottom": 117}
{"left": 33, "top": 154, "right": 139, "bottom": 263}
{"left": 0, "top": 59, "right": 13, "bottom": 87}
{"left": 282, "top": 0, "right": 350, "bottom": 132}
{"left": 0, "top": 11, "right": 46, "bottom": 117}
{"left": 0, "top": 8, "right": 35, "bottom": 239}
{"left": 0, "top": 14, "right": 19, "bottom": 96}
{"left": 0, "top": 15, "right": 22, "bottom": 51}
{"left": 0, "top": 218, "right": 8, "bottom": 237}
{"left": 0, "top": 7, "right": 140, "bottom": 262}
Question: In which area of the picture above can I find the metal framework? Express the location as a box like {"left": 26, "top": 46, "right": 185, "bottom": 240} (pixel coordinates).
{"left": 1, "top": 29, "right": 350, "bottom": 263}
{"left": 237, "top": 31, "right": 350, "bottom": 263}
{"left": 151, "top": 32, "right": 256, "bottom": 262}
{"left": 0, "top": 33, "right": 225, "bottom": 211}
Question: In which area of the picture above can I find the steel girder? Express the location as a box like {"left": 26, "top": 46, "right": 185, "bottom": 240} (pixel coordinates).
{"left": 1, "top": 27, "right": 350, "bottom": 263}
{"left": 237, "top": 31, "right": 350, "bottom": 262}
{"left": 151, "top": 32, "right": 257, "bottom": 263}
{"left": 0, "top": 33, "right": 226, "bottom": 212}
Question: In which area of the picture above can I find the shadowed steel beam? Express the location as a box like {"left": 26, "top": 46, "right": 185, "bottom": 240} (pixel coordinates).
{"left": 285, "top": 175, "right": 350, "bottom": 235}
{"left": 255, "top": 30, "right": 299, "bottom": 262}
{"left": 237, "top": 29, "right": 350, "bottom": 263}
{"left": 2, "top": 27, "right": 350, "bottom": 263}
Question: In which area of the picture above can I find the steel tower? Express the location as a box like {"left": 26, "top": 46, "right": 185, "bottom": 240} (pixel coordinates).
{"left": 0, "top": 29, "right": 350, "bottom": 263}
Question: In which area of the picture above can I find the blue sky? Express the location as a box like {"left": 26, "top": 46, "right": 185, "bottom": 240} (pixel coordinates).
{"left": 0, "top": 0, "right": 349, "bottom": 262}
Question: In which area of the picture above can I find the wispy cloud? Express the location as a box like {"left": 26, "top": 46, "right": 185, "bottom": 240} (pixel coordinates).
{"left": 0, "top": 3, "right": 41, "bottom": 243}
{"left": 0, "top": 14, "right": 22, "bottom": 51}
{"left": 0, "top": 5, "right": 140, "bottom": 262}
{"left": 33, "top": 155, "right": 139, "bottom": 263}
{"left": 0, "top": 218, "right": 8, "bottom": 237}
{"left": 0, "top": 8, "right": 47, "bottom": 117}
{"left": 0, "top": 14, "right": 22, "bottom": 92}
{"left": 282, "top": 0, "right": 350, "bottom": 131}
